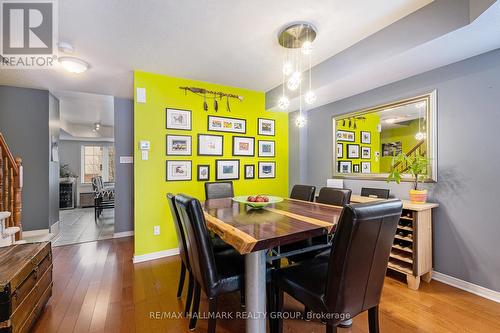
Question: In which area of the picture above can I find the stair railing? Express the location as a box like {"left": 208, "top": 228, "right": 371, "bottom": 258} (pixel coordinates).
{"left": 0, "top": 133, "right": 23, "bottom": 240}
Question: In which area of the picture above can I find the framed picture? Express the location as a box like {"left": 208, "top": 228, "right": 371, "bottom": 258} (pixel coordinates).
{"left": 258, "top": 140, "right": 275, "bottom": 157}
{"left": 382, "top": 142, "right": 402, "bottom": 157}
{"left": 258, "top": 162, "right": 276, "bottom": 178}
{"left": 361, "top": 146, "right": 371, "bottom": 159}
{"left": 198, "top": 134, "right": 223, "bottom": 156}
{"left": 244, "top": 164, "right": 255, "bottom": 179}
{"left": 166, "top": 108, "right": 191, "bottom": 130}
{"left": 338, "top": 161, "right": 352, "bottom": 174}
{"left": 361, "top": 131, "right": 371, "bottom": 144}
{"left": 216, "top": 159, "right": 240, "bottom": 180}
{"left": 258, "top": 118, "right": 275, "bottom": 136}
{"left": 347, "top": 144, "right": 360, "bottom": 159}
{"left": 353, "top": 164, "right": 360, "bottom": 173}
{"left": 197, "top": 165, "right": 210, "bottom": 181}
{"left": 336, "top": 130, "right": 355, "bottom": 142}
{"left": 166, "top": 135, "right": 192, "bottom": 156}
{"left": 232, "top": 136, "right": 255, "bottom": 156}
{"left": 337, "top": 143, "right": 343, "bottom": 158}
{"left": 166, "top": 160, "right": 192, "bottom": 181}
{"left": 361, "top": 161, "right": 371, "bottom": 173}
{"left": 208, "top": 116, "right": 246, "bottom": 134}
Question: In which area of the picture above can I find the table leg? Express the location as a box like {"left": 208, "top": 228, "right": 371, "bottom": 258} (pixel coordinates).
{"left": 245, "top": 250, "right": 267, "bottom": 333}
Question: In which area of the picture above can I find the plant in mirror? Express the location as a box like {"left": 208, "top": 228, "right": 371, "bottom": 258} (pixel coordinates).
{"left": 332, "top": 91, "right": 437, "bottom": 182}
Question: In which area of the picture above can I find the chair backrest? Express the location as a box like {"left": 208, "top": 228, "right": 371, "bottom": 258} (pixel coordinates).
{"left": 167, "top": 193, "right": 189, "bottom": 268}
{"left": 204, "top": 181, "right": 234, "bottom": 200}
{"left": 316, "top": 187, "right": 352, "bottom": 206}
{"left": 175, "top": 194, "right": 219, "bottom": 295}
{"left": 360, "top": 187, "right": 390, "bottom": 199}
{"left": 324, "top": 199, "right": 402, "bottom": 322}
{"left": 290, "top": 184, "right": 316, "bottom": 202}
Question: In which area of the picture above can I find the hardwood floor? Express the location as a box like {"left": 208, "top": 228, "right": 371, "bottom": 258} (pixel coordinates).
{"left": 32, "top": 237, "right": 500, "bottom": 333}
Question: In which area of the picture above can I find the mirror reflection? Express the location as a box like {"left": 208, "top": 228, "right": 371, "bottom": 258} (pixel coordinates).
{"left": 333, "top": 92, "right": 436, "bottom": 181}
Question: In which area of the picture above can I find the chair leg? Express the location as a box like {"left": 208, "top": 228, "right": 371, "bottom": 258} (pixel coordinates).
{"left": 177, "top": 262, "right": 186, "bottom": 299}
{"left": 189, "top": 283, "right": 201, "bottom": 331}
{"left": 368, "top": 306, "right": 380, "bottom": 333}
{"left": 326, "top": 324, "right": 337, "bottom": 333}
{"left": 184, "top": 271, "right": 194, "bottom": 317}
{"left": 240, "top": 286, "right": 246, "bottom": 308}
{"left": 276, "top": 286, "right": 284, "bottom": 333}
{"left": 303, "top": 306, "right": 311, "bottom": 321}
{"left": 207, "top": 297, "right": 217, "bottom": 333}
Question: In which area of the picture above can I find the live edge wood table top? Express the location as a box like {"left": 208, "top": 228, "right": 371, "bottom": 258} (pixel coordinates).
{"left": 203, "top": 197, "right": 342, "bottom": 255}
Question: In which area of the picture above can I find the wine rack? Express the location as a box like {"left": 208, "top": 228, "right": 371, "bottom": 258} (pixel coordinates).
{"left": 349, "top": 195, "right": 439, "bottom": 290}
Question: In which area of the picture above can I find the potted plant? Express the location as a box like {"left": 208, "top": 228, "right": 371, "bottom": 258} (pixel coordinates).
{"left": 387, "top": 153, "right": 430, "bottom": 203}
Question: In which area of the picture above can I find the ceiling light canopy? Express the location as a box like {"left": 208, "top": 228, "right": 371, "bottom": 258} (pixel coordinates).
{"left": 58, "top": 57, "right": 89, "bottom": 74}
{"left": 277, "top": 22, "right": 317, "bottom": 126}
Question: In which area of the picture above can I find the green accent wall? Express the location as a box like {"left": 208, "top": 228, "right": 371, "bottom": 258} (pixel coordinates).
{"left": 336, "top": 113, "right": 380, "bottom": 173}
{"left": 133, "top": 71, "right": 289, "bottom": 256}
{"left": 380, "top": 119, "right": 421, "bottom": 172}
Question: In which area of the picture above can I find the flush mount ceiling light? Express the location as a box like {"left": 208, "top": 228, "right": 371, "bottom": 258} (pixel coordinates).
{"left": 58, "top": 56, "right": 89, "bottom": 74}
{"left": 277, "top": 22, "right": 317, "bottom": 125}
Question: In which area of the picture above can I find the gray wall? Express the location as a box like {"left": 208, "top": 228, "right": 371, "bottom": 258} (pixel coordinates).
{"left": 48, "top": 93, "right": 60, "bottom": 227}
{"left": 113, "top": 98, "right": 134, "bottom": 233}
{"left": 0, "top": 86, "right": 50, "bottom": 231}
{"left": 290, "top": 48, "right": 500, "bottom": 292}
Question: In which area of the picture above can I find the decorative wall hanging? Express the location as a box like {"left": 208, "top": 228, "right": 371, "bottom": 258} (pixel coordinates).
{"left": 361, "top": 161, "right": 371, "bottom": 173}
{"left": 208, "top": 116, "right": 246, "bottom": 133}
{"left": 166, "top": 160, "right": 192, "bottom": 181}
{"left": 337, "top": 143, "right": 343, "bottom": 158}
{"left": 179, "top": 86, "right": 244, "bottom": 112}
{"left": 361, "top": 147, "right": 371, "bottom": 159}
{"left": 347, "top": 144, "right": 360, "bottom": 159}
{"left": 244, "top": 164, "right": 255, "bottom": 179}
{"left": 336, "top": 130, "right": 355, "bottom": 142}
{"left": 258, "top": 140, "right": 275, "bottom": 157}
{"left": 361, "top": 131, "right": 371, "bottom": 144}
{"left": 353, "top": 164, "right": 360, "bottom": 173}
{"left": 339, "top": 116, "right": 367, "bottom": 130}
{"left": 197, "top": 134, "right": 223, "bottom": 156}
{"left": 166, "top": 135, "right": 192, "bottom": 156}
{"left": 258, "top": 162, "right": 276, "bottom": 179}
{"left": 338, "top": 161, "right": 352, "bottom": 174}
{"left": 258, "top": 118, "right": 275, "bottom": 136}
{"left": 197, "top": 165, "right": 210, "bottom": 181}
{"left": 166, "top": 108, "right": 192, "bottom": 130}
{"left": 216, "top": 160, "right": 240, "bottom": 180}
{"left": 232, "top": 136, "right": 255, "bottom": 156}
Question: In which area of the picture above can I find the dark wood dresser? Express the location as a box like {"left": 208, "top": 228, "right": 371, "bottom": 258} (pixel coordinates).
{"left": 0, "top": 242, "right": 52, "bottom": 333}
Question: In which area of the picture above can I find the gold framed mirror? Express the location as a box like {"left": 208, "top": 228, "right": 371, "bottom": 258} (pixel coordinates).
{"left": 332, "top": 91, "right": 437, "bottom": 182}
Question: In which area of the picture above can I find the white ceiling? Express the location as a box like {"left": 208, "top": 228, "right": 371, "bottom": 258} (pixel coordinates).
{"left": 0, "top": 0, "right": 432, "bottom": 98}
{"left": 53, "top": 90, "right": 114, "bottom": 126}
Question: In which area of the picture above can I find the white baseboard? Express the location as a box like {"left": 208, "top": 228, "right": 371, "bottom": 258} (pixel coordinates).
{"left": 433, "top": 271, "right": 500, "bottom": 303}
{"left": 23, "top": 229, "right": 49, "bottom": 237}
{"left": 113, "top": 231, "right": 134, "bottom": 238}
{"left": 50, "top": 220, "right": 60, "bottom": 236}
{"left": 133, "top": 248, "right": 179, "bottom": 264}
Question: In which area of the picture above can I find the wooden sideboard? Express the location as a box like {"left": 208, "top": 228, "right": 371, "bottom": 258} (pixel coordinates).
{"left": 350, "top": 195, "right": 439, "bottom": 290}
{"left": 0, "top": 242, "right": 53, "bottom": 333}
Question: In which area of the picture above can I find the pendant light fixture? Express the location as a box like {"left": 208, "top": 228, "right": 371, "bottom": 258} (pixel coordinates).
{"left": 277, "top": 22, "right": 317, "bottom": 127}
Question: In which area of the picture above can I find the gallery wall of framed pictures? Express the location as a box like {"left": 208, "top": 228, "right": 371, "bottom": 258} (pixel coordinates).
{"left": 164, "top": 106, "right": 283, "bottom": 183}
{"left": 134, "top": 71, "right": 290, "bottom": 257}
{"left": 335, "top": 113, "right": 380, "bottom": 174}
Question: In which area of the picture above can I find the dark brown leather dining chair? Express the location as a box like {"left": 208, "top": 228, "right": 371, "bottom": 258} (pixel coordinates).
{"left": 273, "top": 199, "right": 403, "bottom": 333}
{"left": 167, "top": 193, "right": 234, "bottom": 323}
{"left": 361, "top": 187, "right": 390, "bottom": 199}
{"left": 316, "top": 187, "right": 352, "bottom": 206}
{"left": 290, "top": 184, "right": 316, "bottom": 202}
{"left": 174, "top": 194, "right": 245, "bottom": 332}
{"left": 205, "top": 181, "right": 234, "bottom": 199}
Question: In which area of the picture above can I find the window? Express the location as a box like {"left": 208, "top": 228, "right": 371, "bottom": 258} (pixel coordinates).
{"left": 81, "top": 145, "right": 115, "bottom": 183}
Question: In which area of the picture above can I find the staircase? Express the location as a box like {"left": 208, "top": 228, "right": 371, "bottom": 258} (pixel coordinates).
{"left": 393, "top": 139, "right": 426, "bottom": 173}
{"left": 0, "top": 133, "right": 23, "bottom": 246}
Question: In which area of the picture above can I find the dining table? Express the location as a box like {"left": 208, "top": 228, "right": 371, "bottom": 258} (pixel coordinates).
{"left": 203, "top": 197, "right": 343, "bottom": 333}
